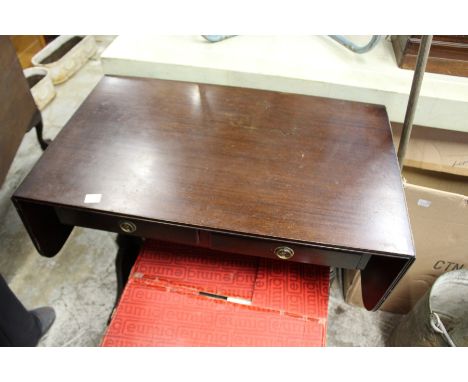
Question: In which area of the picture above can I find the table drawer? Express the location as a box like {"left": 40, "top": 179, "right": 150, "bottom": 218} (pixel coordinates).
{"left": 209, "top": 232, "right": 369, "bottom": 270}
{"left": 55, "top": 206, "right": 370, "bottom": 270}
{"left": 55, "top": 207, "right": 199, "bottom": 246}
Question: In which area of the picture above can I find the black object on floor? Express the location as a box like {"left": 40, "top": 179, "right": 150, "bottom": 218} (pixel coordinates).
{"left": 30, "top": 307, "right": 56, "bottom": 339}
{"left": 0, "top": 274, "right": 55, "bottom": 346}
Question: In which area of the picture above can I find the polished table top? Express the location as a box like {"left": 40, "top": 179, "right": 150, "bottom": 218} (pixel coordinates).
{"left": 15, "top": 76, "right": 414, "bottom": 257}
{"left": 13, "top": 76, "right": 415, "bottom": 310}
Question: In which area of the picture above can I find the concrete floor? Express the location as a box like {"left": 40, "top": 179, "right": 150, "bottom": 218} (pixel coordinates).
{"left": 0, "top": 36, "right": 403, "bottom": 346}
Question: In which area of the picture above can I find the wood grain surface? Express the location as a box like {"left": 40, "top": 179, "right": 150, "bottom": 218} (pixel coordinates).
{"left": 14, "top": 76, "right": 415, "bottom": 258}
{"left": 0, "top": 36, "right": 38, "bottom": 185}
{"left": 392, "top": 35, "right": 468, "bottom": 77}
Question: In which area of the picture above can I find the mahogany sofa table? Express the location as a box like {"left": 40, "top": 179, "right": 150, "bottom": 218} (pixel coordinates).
{"left": 12, "top": 76, "right": 415, "bottom": 311}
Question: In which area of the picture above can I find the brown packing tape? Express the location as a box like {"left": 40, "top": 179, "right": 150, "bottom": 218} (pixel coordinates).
{"left": 392, "top": 123, "right": 468, "bottom": 177}
{"left": 344, "top": 167, "right": 468, "bottom": 314}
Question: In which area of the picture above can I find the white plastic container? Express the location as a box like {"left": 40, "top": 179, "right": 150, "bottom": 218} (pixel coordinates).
{"left": 23, "top": 67, "right": 56, "bottom": 110}
{"left": 32, "top": 35, "right": 97, "bottom": 84}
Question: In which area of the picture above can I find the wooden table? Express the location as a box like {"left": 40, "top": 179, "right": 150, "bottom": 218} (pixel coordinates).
{"left": 12, "top": 76, "right": 415, "bottom": 311}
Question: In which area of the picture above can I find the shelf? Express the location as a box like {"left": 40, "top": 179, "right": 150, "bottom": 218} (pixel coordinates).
{"left": 101, "top": 35, "right": 468, "bottom": 133}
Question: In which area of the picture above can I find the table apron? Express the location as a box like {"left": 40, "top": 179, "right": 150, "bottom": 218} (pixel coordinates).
{"left": 54, "top": 206, "right": 370, "bottom": 270}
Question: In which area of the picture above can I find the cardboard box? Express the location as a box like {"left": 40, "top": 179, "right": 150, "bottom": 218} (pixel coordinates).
{"left": 102, "top": 240, "right": 329, "bottom": 346}
{"left": 392, "top": 123, "right": 468, "bottom": 177}
{"left": 343, "top": 167, "right": 468, "bottom": 313}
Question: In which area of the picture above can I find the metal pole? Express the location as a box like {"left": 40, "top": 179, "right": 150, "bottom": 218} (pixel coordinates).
{"left": 397, "top": 35, "right": 433, "bottom": 171}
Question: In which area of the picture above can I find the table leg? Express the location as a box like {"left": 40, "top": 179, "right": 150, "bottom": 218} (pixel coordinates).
{"left": 28, "top": 110, "right": 51, "bottom": 151}
{"left": 107, "top": 235, "right": 143, "bottom": 325}
{"left": 34, "top": 119, "right": 51, "bottom": 151}
{"left": 114, "top": 235, "right": 143, "bottom": 304}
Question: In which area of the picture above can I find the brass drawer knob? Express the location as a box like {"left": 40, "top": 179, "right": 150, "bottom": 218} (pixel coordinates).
{"left": 119, "top": 221, "right": 137, "bottom": 233}
{"left": 275, "top": 246, "right": 294, "bottom": 260}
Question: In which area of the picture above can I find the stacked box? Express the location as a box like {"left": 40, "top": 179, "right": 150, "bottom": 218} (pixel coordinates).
{"left": 102, "top": 240, "right": 329, "bottom": 346}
